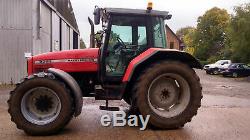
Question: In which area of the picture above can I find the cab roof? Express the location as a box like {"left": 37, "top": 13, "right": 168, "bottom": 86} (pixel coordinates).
{"left": 104, "top": 8, "right": 171, "bottom": 19}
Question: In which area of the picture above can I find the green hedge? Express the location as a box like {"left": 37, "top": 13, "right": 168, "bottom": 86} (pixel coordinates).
{"left": 199, "top": 60, "right": 209, "bottom": 67}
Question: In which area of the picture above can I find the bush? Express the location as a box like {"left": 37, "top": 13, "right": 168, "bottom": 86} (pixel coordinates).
{"left": 207, "top": 56, "right": 222, "bottom": 64}
{"left": 200, "top": 60, "right": 209, "bottom": 67}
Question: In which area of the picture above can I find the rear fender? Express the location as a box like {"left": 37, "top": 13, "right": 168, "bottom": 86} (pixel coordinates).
{"left": 48, "top": 68, "right": 83, "bottom": 117}
{"left": 123, "top": 48, "right": 202, "bottom": 82}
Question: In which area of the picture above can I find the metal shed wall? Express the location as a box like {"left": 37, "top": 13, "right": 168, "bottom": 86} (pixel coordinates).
{"left": 69, "top": 28, "right": 74, "bottom": 50}
{"left": 0, "top": 0, "right": 32, "bottom": 84}
{"left": 0, "top": 0, "right": 80, "bottom": 84}
{"left": 61, "top": 20, "right": 70, "bottom": 50}
{"left": 39, "top": 1, "right": 51, "bottom": 54}
{"left": 52, "top": 11, "right": 60, "bottom": 52}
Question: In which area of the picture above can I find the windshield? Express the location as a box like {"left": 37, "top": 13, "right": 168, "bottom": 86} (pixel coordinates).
{"left": 215, "top": 60, "right": 229, "bottom": 65}
{"left": 152, "top": 17, "right": 167, "bottom": 48}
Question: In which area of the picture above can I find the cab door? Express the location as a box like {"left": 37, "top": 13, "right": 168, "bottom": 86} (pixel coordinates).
{"left": 101, "top": 16, "right": 149, "bottom": 83}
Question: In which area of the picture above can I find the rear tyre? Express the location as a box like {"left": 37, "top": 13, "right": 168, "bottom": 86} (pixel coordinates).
{"left": 134, "top": 61, "right": 202, "bottom": 129}
{"left": 8, "top": 76, "right": 73, "bottom": 135}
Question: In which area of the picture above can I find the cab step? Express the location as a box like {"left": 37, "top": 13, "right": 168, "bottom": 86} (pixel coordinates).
{"left": 94, "top": 84, "right": 124, "bottom": 100}
{"left": 99, "top": 100, "right": 119, "bottom": 111}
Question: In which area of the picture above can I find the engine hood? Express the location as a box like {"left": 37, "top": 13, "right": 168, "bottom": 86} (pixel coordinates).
{"left": 33, "top": 48, "right": 99, "bottom": 61}
{"left": 29, "top": 48, "right": 99, "bottom": 74}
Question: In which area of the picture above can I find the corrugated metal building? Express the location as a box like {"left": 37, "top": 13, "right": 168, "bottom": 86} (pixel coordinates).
{"left": 0, "top": 0, "right": 80, "bottom": 84}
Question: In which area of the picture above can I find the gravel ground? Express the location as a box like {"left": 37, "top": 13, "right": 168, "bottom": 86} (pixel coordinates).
{"left": 197, "top": 70, "right": 250, "bottom": 99}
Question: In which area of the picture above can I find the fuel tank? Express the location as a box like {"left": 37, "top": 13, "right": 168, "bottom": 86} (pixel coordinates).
{"left": 28, "top": 48, "right": 99, "bottom": 75}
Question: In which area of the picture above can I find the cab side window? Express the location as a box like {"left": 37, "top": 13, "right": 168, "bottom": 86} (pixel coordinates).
{"left": 106, "top": 25, "right": 133, "bottom": 75}
{"left": 105, "top": 16, "right": 148, "bottom": 77}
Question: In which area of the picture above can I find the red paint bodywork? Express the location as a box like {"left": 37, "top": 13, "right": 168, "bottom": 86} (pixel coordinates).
{"left": 122, "top": 48, "right": 158, "bottom": 82}
{"left": 122, "top": 48, "right": 184, "bottom": 82}
{"left": 28, "top": 48, "right": 99, "bottom": 75}
{"left": 28, "top": 47, "right": 181, "bottom": 83}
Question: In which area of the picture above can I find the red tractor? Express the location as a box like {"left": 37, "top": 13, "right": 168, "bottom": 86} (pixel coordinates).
{"left": 8, "top": 4, "right": 202, "bottom": 135}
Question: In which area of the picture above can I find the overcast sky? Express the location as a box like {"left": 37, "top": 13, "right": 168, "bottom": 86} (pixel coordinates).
{"left": 71, "top": 0, "right": 249, "bottom": 46}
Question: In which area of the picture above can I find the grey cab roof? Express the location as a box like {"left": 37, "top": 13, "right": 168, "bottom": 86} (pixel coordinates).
{"left": 104, "top": 8, "right": 170, "bottom": 19}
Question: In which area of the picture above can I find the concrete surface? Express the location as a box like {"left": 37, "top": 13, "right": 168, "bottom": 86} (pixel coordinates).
{"left": 0, "top": 70, "right": 250, "bottom": 140}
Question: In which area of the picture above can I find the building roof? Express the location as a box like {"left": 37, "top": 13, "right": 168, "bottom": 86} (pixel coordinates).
{"left": 165, "top": 24, "right": 182, "bottom": 43}
{"left": 45, "top": 0, "right": 79, "bottom": 33}
{"left": 105, "top": 8, "right": 171, "bottom": 19}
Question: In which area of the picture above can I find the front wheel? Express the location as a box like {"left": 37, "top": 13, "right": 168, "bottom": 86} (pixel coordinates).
{"left": 8, "top": 76, "right": 73, "bottom": 135}
{"left": 213, "top": 68, "right": 219, "bottom": 75}
{"left": 134, "top": 61, "right": 202, "bottom": 129}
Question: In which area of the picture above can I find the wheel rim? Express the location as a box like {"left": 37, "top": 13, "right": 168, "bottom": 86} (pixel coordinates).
{"left": 147, "top": 73, "right": 190, "bottom": 118}
{"left": 233, "top": 73, "right": 238, "bottom": 78}
{"left": 21, "top": 87, "right": 61, "bottom": 125}
{"left": 214, "top": 70, "right": 219, "bottom": 75}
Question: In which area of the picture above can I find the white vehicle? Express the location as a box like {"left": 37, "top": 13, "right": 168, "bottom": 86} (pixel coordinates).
{"left": 204, "top": 60, "right": 232, "bottom": 74}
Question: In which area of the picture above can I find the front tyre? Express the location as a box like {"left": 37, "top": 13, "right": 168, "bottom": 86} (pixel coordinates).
{"left": 134, "top": 61, "right": 202, "bottom": 129}
{"left": 8, "top": 76, "right": 73, "bottom": 135}
{"left": 212, "top": 68, "right": 219, "bottom": 75}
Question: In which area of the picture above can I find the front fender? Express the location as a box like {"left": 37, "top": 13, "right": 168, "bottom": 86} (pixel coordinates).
{"left": 48, "top": 68, "right": 83, "bottom": 117}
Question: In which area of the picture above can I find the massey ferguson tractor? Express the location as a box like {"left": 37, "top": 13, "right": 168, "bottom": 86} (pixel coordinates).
{"left": 8, "top": 3, "right": 202, "bottom": 135}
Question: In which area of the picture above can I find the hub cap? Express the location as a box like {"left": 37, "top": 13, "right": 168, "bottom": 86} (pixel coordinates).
{"left": 148, "top": 73, "right": 190, "bottom": 118}
{"left": 21, "top": 87, "right": 61, "bottom": 125}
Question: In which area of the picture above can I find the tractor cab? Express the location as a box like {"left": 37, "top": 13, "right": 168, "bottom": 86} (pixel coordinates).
{"left": 89, "top": 4, "right": 172, "bottom": 84}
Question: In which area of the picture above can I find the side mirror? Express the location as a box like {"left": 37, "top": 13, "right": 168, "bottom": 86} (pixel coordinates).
{"left": 94, "top": 6, "right": 101, "bottom": 25}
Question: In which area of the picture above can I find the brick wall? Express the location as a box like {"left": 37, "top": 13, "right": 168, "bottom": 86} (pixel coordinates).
{"left": 166, "top": 26, "right": 180, "bottom": 50}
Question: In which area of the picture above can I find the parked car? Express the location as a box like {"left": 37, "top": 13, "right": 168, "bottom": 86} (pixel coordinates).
{"left": 204, "top": 60, "right": 232, "bottom": 75}
{"left": 221, "top": 63, "right": 250, "bottom": 77}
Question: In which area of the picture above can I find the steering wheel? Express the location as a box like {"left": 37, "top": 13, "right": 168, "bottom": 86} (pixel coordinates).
{"left": 117, "top": 37, "right": 126, "bottom": 48}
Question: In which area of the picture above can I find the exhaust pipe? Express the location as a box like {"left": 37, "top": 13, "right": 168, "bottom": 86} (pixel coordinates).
{"left": 88, "top": 17, "right": 95, "bottom": 48}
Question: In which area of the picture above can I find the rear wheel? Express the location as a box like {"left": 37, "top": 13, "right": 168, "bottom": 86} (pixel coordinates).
{"left": 134, "top": 61, "right": 202, "bottom": 129}
{"left": 8, "top": 76, "right": 73, "bottom": 135}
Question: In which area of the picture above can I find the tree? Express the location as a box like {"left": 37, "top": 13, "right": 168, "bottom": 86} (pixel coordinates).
{"left": 227, "top": 3, "right": 250, "bottom": 63}
{"left": 108, "top": 31, "right": 120, "bottom": 47}
{"left": 176, "top": 27, "right": 196, "bottom": 55}
{"left": 80, "top": 38, "right": 86, "bottom": 49}
{"left": 193, "top": 7, "right": 230, "bottom": 61}
{"left": 176, "top": 26, "right": 195, "bottom": 38}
